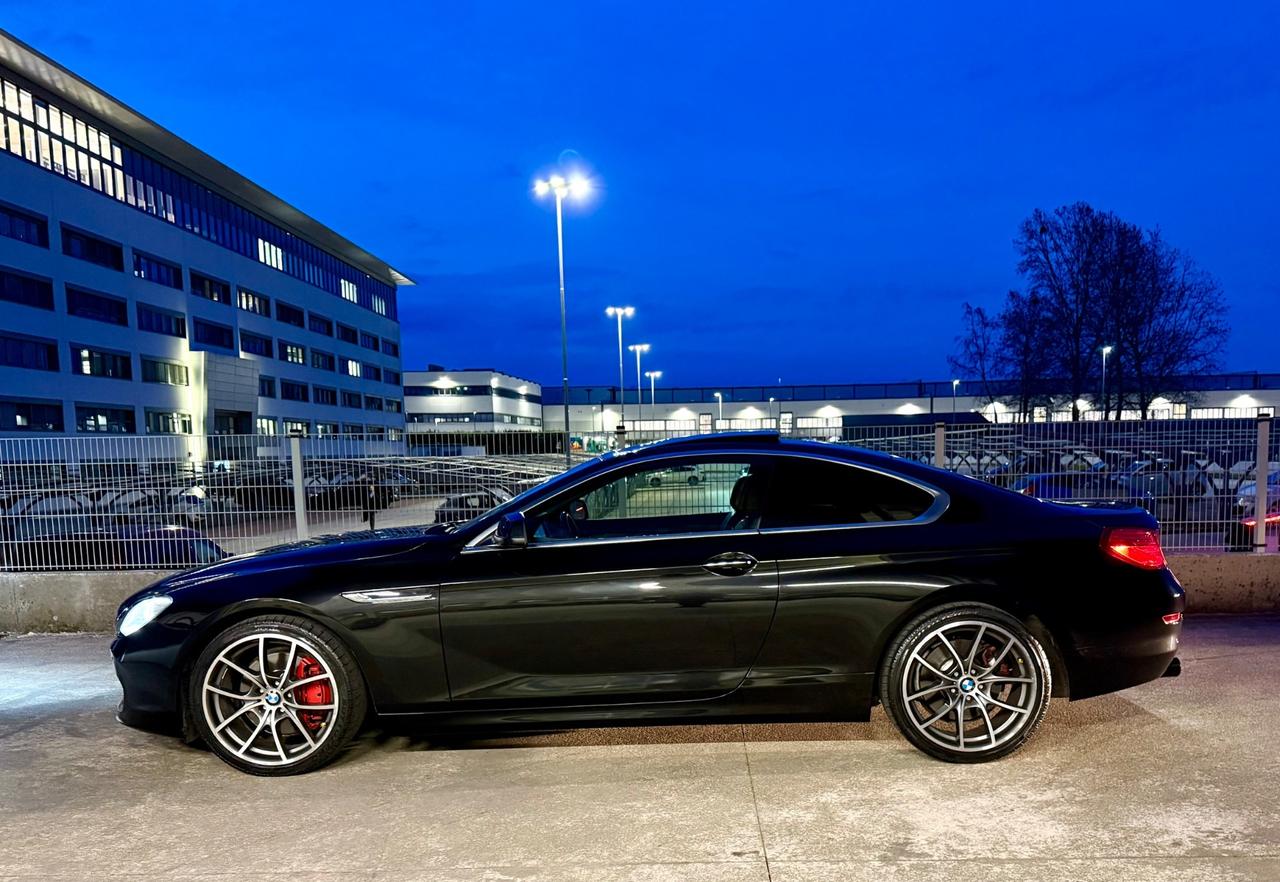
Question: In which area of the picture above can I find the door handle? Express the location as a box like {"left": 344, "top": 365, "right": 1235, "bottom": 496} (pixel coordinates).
{"left": 702, "top": 552, "right": 758, "bottom": 577}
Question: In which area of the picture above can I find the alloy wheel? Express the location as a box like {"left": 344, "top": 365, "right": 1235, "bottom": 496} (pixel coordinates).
{"left": 899, "top": 619, "right": 1040, "bottom": 753}
{"left": 200, "top": 632, "right": 340, "bottom": 768}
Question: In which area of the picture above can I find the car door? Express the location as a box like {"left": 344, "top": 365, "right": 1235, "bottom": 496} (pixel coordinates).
{"left": 438, "top": 455, "right": 780, "bottom": 706}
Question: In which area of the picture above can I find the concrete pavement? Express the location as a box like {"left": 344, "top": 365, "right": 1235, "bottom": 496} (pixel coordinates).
{"left": 0, "top": 616, "right": 1277, "bottom": 881}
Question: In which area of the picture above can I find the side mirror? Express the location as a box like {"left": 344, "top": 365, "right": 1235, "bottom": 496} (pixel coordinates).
{"left": 495, "top": 511, "right": 529, "bottom": 548}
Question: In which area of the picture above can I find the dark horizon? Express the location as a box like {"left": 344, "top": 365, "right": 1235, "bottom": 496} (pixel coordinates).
{"left": 7, "top": 2, "right": 1278, "bottom": 388}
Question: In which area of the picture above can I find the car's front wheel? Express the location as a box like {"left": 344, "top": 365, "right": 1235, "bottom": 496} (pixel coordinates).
{"left": 188, "top": 614, "right": 366, "bottom": 775}
{"left": 880, "top": 603, "right": 1050, "bottom": 763}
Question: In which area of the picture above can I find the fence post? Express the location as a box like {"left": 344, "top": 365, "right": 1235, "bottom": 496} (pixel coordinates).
{"left": 1255, "top": 415, "right": 1271, "bottom": 554}
{"left": 934, "top": 421, "right": 946, "bottom": 469}
{"left": 289, "top": 434, "right": 308, "bottom": 541}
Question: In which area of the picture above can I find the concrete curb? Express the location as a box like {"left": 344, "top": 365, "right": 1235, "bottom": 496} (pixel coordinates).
{"left": 1, "top": 554, "right": 1277, "bottom": 634}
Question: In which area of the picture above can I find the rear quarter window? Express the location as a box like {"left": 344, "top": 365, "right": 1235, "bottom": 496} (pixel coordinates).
{"left": 764, "top": 458, "right": 935, "bottom": 528}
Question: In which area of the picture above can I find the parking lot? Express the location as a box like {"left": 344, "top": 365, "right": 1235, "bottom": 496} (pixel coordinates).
{"left": 1, "top": 615, "right": 1276, "bottom": 881}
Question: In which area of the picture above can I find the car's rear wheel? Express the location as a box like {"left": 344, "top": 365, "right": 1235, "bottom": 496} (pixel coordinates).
{"left": 188, "top": 615, "right": 366, "bottom": 776}
{"left": 880, "top": 603, "right": 1050, "bottom": 763}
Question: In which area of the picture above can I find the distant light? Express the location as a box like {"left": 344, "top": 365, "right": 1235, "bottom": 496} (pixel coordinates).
{"left": 606, "top": 305, "right": 635, "bottom": 318}
{"left": 1102, "top": 345, "right": 1114, "bottom": 356}
{"left": 549, "top": 174, "right": 566, "bottom": 190}
{"left": 490, "top": 377, "right": 500, "bottom": 388}
{"left": 569, "top": 175, "right": 591, "bottom": 198}
{"left": 534, "top": 180, "right": 550, "bottom": 196}
{"left": 952, "top": 379, "right": 960, "bottom": 390}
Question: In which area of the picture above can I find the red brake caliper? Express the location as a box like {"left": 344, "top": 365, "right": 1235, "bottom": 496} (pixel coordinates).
{"left": 293, "top": 656, "right": 333, "bottom": 731}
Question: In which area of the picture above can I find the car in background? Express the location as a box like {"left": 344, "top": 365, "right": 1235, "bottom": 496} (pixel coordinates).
{"left": 647, "top": 464, "right": 702, "bottom": 486}
{"left": 5, "top": 524, "right": 227, "bottom": 570}
{"left": 432, "top": 486, "right": 514, "bottom": 524}
{"left": 1226, "top": 466, "right": 1280, "bottom": 551}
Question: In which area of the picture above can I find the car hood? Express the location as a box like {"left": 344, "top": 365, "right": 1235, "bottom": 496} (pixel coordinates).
{"left": 150, "top": 523, "right": 456, "bottom": 593}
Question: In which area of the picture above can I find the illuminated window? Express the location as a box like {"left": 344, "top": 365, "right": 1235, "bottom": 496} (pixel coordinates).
{"left": 340, "top": 279, "right": 358, "bottom": 302}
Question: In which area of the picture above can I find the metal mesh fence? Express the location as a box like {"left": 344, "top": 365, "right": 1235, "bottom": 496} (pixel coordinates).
{"left": 0, "top": 418, "right": 1274, "bottom": 571}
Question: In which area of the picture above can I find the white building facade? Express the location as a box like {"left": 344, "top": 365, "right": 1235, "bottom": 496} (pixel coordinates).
{"left": 0, "top": 31, "right": 411, "bottom": 442}
{"left": 404, "top": 369, "right": 542, "bottom": 434}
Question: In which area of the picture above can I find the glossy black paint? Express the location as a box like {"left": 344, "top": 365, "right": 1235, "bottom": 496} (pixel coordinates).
{"left": 112, "top": 433, "right": 1184, "bottom": 737}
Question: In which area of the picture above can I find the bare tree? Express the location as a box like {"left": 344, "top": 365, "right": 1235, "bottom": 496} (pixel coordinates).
{"left": 947, "top": 303, "right": 1000, "bottom": 409}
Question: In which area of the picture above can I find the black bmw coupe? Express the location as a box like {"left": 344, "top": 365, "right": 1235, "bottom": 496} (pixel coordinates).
{"left": 112, "top": 432, "right": 1184, "bottom": 775}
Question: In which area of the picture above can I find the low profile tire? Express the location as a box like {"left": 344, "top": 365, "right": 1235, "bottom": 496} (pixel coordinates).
{"left": 880, "top": 603, "right": 1050, "bottom": 763}
{"left": 188, "top": 614, "right": 367, "bottom": 776}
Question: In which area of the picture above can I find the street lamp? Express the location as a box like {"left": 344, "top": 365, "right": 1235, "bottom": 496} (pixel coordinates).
{"left": 628, "top": 343, "right": 650, "bottom": 432}
{"left": 714, "top": 391, "right": 723, "bottom": 428}
{"left": 768, "top": 397, "right": 776, "bottom": 428}
{"left": 1100, "top": 345, "right": 1114, "bottom": 421}
{"left": 952, "top": 379, "right": 960, "bottom": 416}
{"left": 605, "top": 306, "right": 634, "bottom": 428}
{"left": 534, "top": 171, "right": 592, "bottom": 467}
{"left": 645, "top": 370, "right": 662, "bottom": 429}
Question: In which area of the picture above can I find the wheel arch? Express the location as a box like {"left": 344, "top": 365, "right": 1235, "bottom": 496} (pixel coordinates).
{"left": 870, "top": 584, "right": 1071, "bottom": 701}
{"left": 174, "top": 599, "right": 378, "bottom": 740}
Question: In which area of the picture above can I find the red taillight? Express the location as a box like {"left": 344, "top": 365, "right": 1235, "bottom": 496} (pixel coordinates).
{"left": 1101, "top": 527, "right": 1166, "bottom": 570}
{"left": 1163, "top": 612, "right": 1182, "bottom": 625}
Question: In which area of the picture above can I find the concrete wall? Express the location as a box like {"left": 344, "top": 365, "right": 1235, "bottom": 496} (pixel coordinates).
{"left": 1, "top": 555, "right": 1277, "bottom": 635}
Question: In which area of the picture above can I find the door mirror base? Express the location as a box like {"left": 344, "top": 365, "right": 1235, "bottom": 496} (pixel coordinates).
{"left": 496, "top": 511, "right": 529, "bottom": 548}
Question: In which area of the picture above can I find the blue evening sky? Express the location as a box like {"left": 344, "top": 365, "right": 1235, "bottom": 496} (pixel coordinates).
{"left": 6, "top": 2, "right": 1278, "bottom": 388}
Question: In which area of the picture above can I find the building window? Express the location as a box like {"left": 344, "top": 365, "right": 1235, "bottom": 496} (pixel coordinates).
{"left": 141, "top": 358, "right": 188, "bottom": 386}
{"left": 0, "top": 266, "right": 54, "bottom": 310}
{"left": 137, "top": 303, "right": 186, "bottom": 337}
{"left": 276, "top": 301, "right": 305, "bottom": 327}
{"left": 259, "top": 376, "right": 276, "bottom": 398}
{"left": 145, "top": 410, "right": 191, "bottom": 434}
{"left": 71, "top": 345, "right": 132, "bottom": 379}
{"left": 366, "top": 425, "right": 386, "bottom": 438}
{"left": 1, "top": 397, "right": 63, "bottom": 432}
{"left": 340, "top": 279, "right": 358, "bottom": 302}
{"left": 61, "top": 226, "right": 123, "bottom": 270}
{"left": 342, "top": 423, "right": 364, "bottom": 437}
{"left": 385, "top": 398, "right": 402, "bottom": 413}
{"left": 255, "top": 416, "right": 277, "bottom": 435}
{"left": 372, "top": 295, "right": 387, "bottom": 316}
{"left": 190, "top": 270, "right": 231, "bottom": 304}
{"left": 360, "top": 331, "right": 379, "bottom": 350}
{"left": 0, "top": 202, "right": 48, "bottom": 247}
{"left": 240, "top": 331, "right": 272, "bottom": 357}
{"left": 341, "top": 390, "right": 362, "bottom": 409}
{"left": 381, "top": 339, "right": 399, "bottom": 357}
{"left": 0, "top": 333, "right": 58, "bottom": 371}
{"left": 278, "top": 341, "right": 305, "bottom": 364}
{"left": 344, "top": 358, "right": 361, "bottom": 378}
{"left": 337, "top": 324, "right": 358, "bottom": 344}
{"left": 75, "top": 404, "right": 135, "bottom": 433}
{"left": 309, "top": 313, "right": 333, "bottom": 336}
{"left": 280, "top": 380, "right": 309, "bottom": 402}
{"left": 283, "top": 419, "right": 308, "bottom": 436}
{"left": 385, "top": 369, "right": 401, "bottom": 386}
{"left": 362, "top": 363, "right": 382, "bottom": 382}
{"left": 364, "top": 395, "right": 384, "bottom": 411}
{"left": 66, "top": 286, "right": 128, "bottom": 326}
{"left": 311, "top": 349, "right": 335, "bottom": 372}
{"left": 387, "top": 427, "right": 402, "bottom": 442}
{"left": 132, "top": 252, "right": 182, "bottom": 288}
{"left": 315, "top": 421, "right": 339, "bottom": 436}
{"left": 238, "top": 287, "right": 270, "bottom": 316}
{"left": 313, "top": 386, "right": 337, "bottom": 406}
{"left": 192, "top": 318, "right": 235, "bottom": 350}
{"left": 257, "top": 238, "right": 284, "bottom": 271}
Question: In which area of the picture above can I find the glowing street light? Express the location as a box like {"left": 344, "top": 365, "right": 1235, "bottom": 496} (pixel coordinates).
{"left": 645, "top": 370, "right": 662, "bottom": 427}
{"left": 714, "top": 391, "right": 723, "bottom": 428}
{"left": 533, "top": 170, "right": 593, "bottom": 465}
{"left": 768, "top": 396, "right": 776, "bottom": 426}
{"left": 952, "top": 378, "right": 960, "bottom": 415}
{"left": 1100, "top": 345, "right": 1114, "bottom": 421}
{"left": 628, "top": 343, "right": 650, "bottom": 431}
{"left": 606, "top": 306, "right": 635, "bottom": 428}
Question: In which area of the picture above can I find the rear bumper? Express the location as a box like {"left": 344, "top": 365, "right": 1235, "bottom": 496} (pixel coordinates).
{"left": 1063, "top": 566, "right": 1185, "bottom": 700}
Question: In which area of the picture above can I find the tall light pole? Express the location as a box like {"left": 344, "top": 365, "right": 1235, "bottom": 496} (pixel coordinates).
{"left": 952, "top": 378, "right": 960, "bottom": 416}
{"left": 714, "top": 391, "right": 723, "bottom": 428}
{"left": 645, "top": 370, "right": 662, "bottom": 428}
{"left": 534, "top": 172, "right": 591, "bottom": 467}
{"left": 1100, "top": 345, "right": 1114, "bottom": 421}
{"left": 768, "top": 397, "right": 776, "bottom": 428}
{"left": 628, "top": 343, "right": 649, "bottom": 431}
{"left": 605, "top": 306, "right": 634, "bottom": 429}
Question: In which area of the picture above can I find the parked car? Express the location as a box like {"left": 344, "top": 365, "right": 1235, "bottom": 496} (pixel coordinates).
{"left": 647, "top": 464, "right": 702, "bottom": 486}
{"left": 7, "top": 525, "right": 227, "bottom": 570}
{"left": 113, "top": 432, "right": 1183, "bottom": 775}
{"left": 432, "top": 486, "right": 514, "bottom": 524}
{"left": 1225, "top": 466, "right": 1280, "bottom": 551}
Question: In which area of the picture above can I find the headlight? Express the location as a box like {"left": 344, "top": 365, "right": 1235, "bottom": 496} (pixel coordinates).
{"left": 118, "top": 595, "right": 173, "bottom": 636}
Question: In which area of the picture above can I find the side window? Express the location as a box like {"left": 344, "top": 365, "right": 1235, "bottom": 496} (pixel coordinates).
{"left": 531, "top": 459, "right": 764, "bottom": 541}
{"left": 763, "top": 459, "right": 935, "bottom": 528}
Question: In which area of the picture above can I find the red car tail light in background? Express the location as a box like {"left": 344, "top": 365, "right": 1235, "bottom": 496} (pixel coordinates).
{"left": 1163, "top": 612, "right": 1183, "bottom": 625}
{"left": 1101, "top": 527, "right": 1167, "bottom": 570}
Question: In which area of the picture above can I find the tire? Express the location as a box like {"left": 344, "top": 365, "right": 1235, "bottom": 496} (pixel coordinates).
{"left": 188, "top": 614, "right": 367, "bottom": 776}
{"left": 879, "top": 602, "right": 1050, "bottom": 763}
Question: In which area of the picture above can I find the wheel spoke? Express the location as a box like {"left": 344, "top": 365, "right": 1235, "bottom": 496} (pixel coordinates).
{"left": 956, "top": 703, "right": 966, "bottom": 749}
{"left": 234, "top": 708, "right": 270, "bottom": 755}
{"left": 906, "top": 684, "right": 950, "bottom": 702}
{"left": 278, "top": 640, "right": 297, "bottom": 690}
{"left": 258, "top": 636, "right": 268, "bottom": 685}
{"left": 283, "top": 699, "right": 336, "bottom": 710}
{"left": 977, "top": 635, "right": 1015, "bottom": 677}
{"left": 976, "top": 700, "right": 997, "bottom": 745}
{"left": 937, "top": 633, "right": 967, "bottom": 672}
{"left": 919, "top": 694, "right": 960, "bottom": 728}
{"left": 207, "top": 685, "right": 258, "bottom": 702}
{"left": 979, "top": 676, "right": 1034, "bottom": 686}
{"left": 910, "top": 652, "right": 952, "bottom": 680}
{"left": 281, "top": 707, "right": 317, "bottom": 748}
{"left": 213, "top": 700, "right": 263, "bottom": 733}
{"left": 282, "top": 673, "right": 331, "bottom": 694}
{"left": 218, "top": 657, "right": 264, "bottom": 689}
{"left": 965, "top": 624, "right": 987, "bottom": 670}
{"left": 980, "top": 692, "right": 1031, "bottom": 715}
{"left": 268, "top": 711, "right": 288, "bottom": 761}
